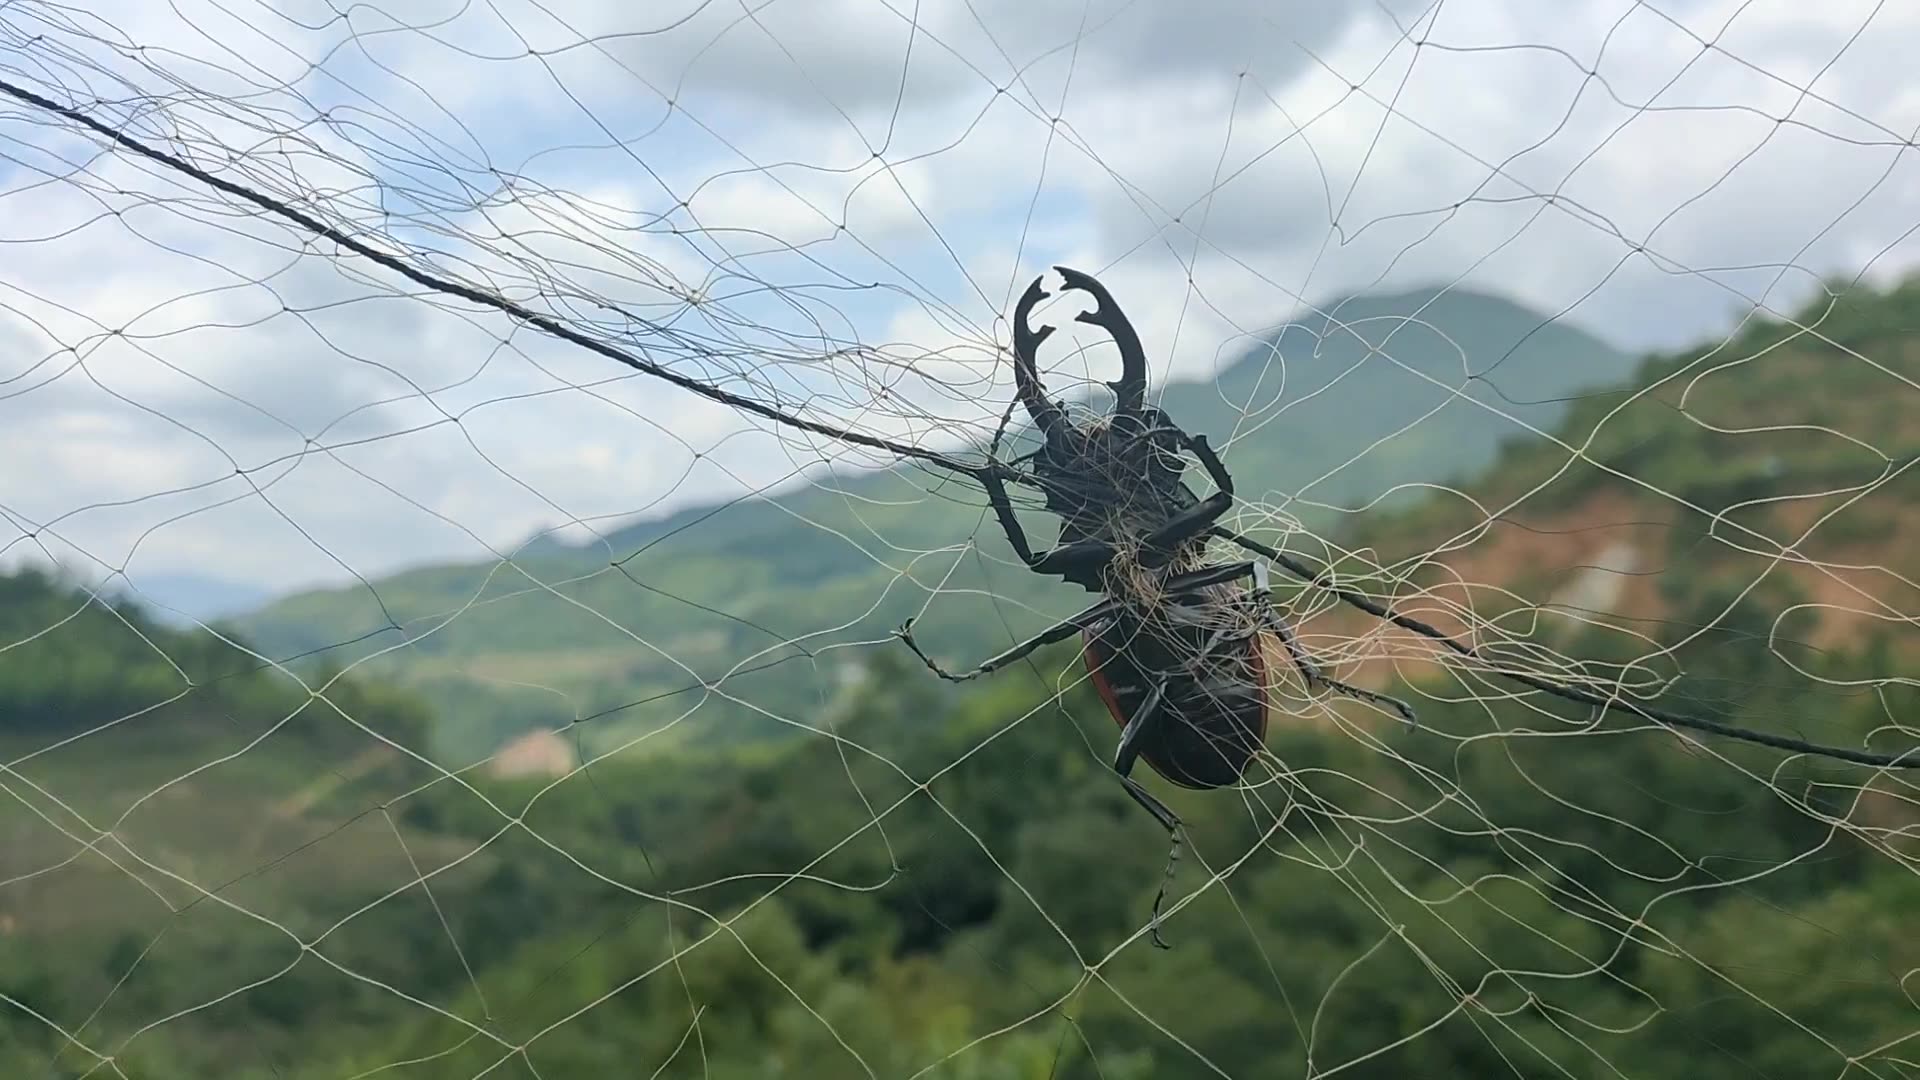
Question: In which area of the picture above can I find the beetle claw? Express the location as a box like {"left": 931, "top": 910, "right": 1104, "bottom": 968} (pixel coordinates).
{"left": 1011, "top": 266, "right": 1150, "bottom": 426}
{"left": 1012, "top": 274, "right": 1066, "bottom": 444}
{"left": 1146, "top": 821, "right": 1182, "bottom": 950}
{"left": 1052, "top": 265, "right": 1148, "bottom": 419}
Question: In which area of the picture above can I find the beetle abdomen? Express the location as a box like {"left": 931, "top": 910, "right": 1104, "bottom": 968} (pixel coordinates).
{"left": 1083, "top": 626, "right": 1272, "bottom": 790}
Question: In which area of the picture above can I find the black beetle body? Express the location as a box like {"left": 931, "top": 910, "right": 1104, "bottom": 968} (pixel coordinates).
{"left": 897, "top": 267, "right": 1415, "bottom": 946}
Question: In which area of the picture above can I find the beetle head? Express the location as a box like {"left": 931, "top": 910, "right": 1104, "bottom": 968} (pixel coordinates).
{"left": 1009, "top": 267, "right": 1192, "bottom": 528}
{"left": 1010, "top": 266, "right": 1152, "bottom": 445}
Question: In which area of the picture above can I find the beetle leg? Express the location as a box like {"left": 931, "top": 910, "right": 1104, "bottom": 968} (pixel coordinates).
{"left": 981, "top": 466, "right": 1116, "bottom": 578}
{"left": 895, "top": 597, "right": 1119, "bottom": 683}
{"left": 1029, "top": 539, "right": 1117, "bottom": 578}
{"left": 1223, "top": 558, "right": 1418, "bottom": 721}
{"left": 1160, "top": 559, "right": 1259, "bottom": 596}
{"left": 1139, "top": 494, "right": 1231, "bottom": 566}
{"left": 1260, "top": 600, "right": 1418, "bottom": 725}
{"left": 1184, "top": 431, "right": 1234, "bottom": 498}
{"left": 1112, "top": 680, "right": 1181, "bottom": 949}
{"left": 1138, "top": 435, "right": 1234, "bottom": 568}
{"left": 980, "top": 466, "right": 1038, "bottom": 563}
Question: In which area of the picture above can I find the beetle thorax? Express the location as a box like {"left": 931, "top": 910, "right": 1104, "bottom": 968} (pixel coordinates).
{"left": 1033, "top": 415, "right": 1205, "bottom": 563}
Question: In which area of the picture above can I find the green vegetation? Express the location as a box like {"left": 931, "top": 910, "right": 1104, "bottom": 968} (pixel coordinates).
{"left": 10, "top": 278, "right": 1920, "bottom": 1076}
{"left": 5, "top": 570, "right": 1915, "bottom": 1077}
{"left": 232, "top": 286, "right": 1632, "bottom": 762}
{"left": 1346, "top": 276, "right": 1920, "bottom": 689}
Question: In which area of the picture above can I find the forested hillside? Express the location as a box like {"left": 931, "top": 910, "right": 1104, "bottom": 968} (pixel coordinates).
{"left": 0, "top": 568, "right": 454, "bottom": 1077}
{"left": 1308, "top": 275, "right": 1920, "bottom": 718}
{"left": 6, "top": 570, "right": 1914, "bottom": 1078}
{"left": 7, "top": 279, "right": 1920, "bottom": 1077}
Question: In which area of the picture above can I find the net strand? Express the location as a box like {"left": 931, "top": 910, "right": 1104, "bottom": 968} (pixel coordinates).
{"left": 8, "top": 71, "right": 1911, "bottom": 777}
{"left": 1215, "top": 525, "right": 1920, "bottom": 769}
{"left": 0, "top": 75, "right": 996, "bottom": 485}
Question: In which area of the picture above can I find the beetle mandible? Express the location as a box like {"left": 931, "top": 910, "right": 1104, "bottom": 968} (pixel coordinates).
{"left": 897, "top": 266, "right": 1416, "bottom": 947}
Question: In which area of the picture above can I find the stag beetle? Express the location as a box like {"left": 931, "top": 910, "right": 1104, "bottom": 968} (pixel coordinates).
{"left": 898, "top": 266, "right": 1416, "bottom": 947}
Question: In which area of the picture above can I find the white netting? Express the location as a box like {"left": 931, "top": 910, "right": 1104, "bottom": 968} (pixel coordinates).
{"left": 4, "top": 1, "right": 1919, "bottom": 1077}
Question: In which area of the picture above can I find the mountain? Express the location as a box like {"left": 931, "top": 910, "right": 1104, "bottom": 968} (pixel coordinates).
{"left": 17, "top": 279, "right": 1920, "bottom": 1080}
{"left": 229, "top": 285, "right": 1632, "bottom": 760}
{"left": 1304, "top": 276, "right": 1920, "bottom": 720}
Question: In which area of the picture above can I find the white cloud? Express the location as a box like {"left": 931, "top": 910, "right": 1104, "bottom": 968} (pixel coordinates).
{"left": 3, "top": 0, "right": 1919, "bottom": 603}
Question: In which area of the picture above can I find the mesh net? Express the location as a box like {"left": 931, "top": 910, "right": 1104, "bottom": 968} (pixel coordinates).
{"left": 4, "top": 1, "right": 1920, "bottom": 1077}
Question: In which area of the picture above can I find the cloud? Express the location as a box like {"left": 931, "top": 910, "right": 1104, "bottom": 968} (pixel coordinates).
{"left": 1038, "top": 0, "right": 1920, "bottom": 365}
{"left": 464, "top": 0, "right": 1370, "bottom": 118}
{"left": 3, "top": 0, "right": 1919, "bottom": 603}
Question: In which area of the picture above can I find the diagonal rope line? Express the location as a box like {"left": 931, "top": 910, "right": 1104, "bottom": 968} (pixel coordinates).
{"left": 6, "top": 74, "right": 1913, "bottom": 777}
{"left": 0, "top": 76, "right": 999, "bottom": 485}
{"left": 1215, "top": 525, "right": 1920, "bottom": 770}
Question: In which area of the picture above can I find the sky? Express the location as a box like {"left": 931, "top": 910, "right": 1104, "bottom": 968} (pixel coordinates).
{"left": 1, "top": 0, "right": 1918, "bottom": 616}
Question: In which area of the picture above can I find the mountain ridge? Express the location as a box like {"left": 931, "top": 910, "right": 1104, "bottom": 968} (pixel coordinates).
{"left": 517, "top": 282, "right": 1622, "bottom": 559}
{"left": 230, "top": 282, "right": 1635, "bottom": 759}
